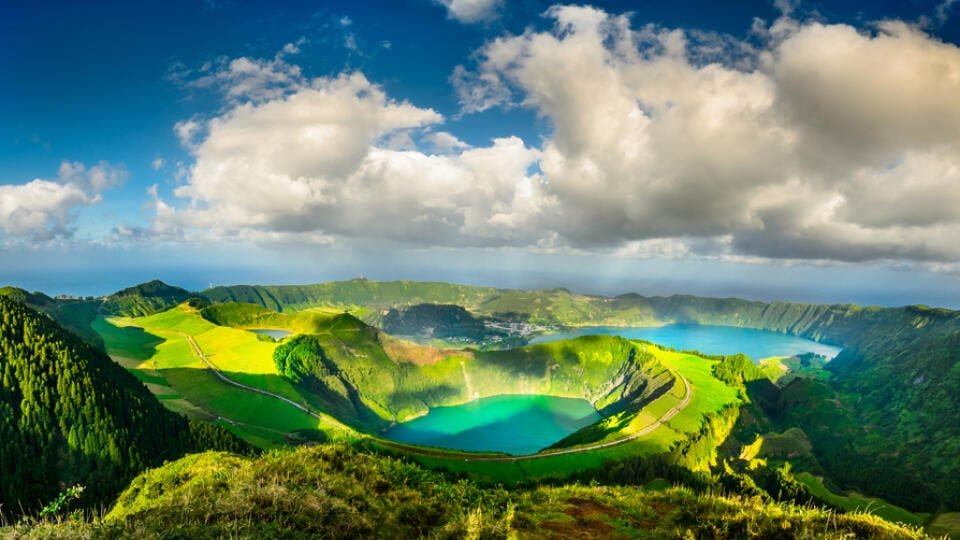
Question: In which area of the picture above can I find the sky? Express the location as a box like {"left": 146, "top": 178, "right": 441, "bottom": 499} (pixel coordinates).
{"left": 4, "top": 0, "right": 960, "bottom": 306}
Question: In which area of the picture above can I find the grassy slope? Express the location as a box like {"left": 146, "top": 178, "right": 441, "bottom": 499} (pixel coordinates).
{"left": 12, "top": 443, "right": 930, "bottom": 539}
{"left": 93, "top": 304, "right": 733, "bottom": 486}
{"left": 402, "top": 345, "right": 740, "bottom": 484}
{"left": 94, "top": 306, "right": 334, "bottom": 448}
{"left": 795, "top": 472, "right": 928, "bottom": 527}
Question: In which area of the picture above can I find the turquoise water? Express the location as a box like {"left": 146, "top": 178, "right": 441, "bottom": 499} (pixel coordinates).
{"left": 249, "top": 329, "right": 292, "bottom": 339}
{"left": 529, "top": 324, "right": 841, "bottom": 361}
{"left": 382, "top": 394, "right": 602, "bottom": 455}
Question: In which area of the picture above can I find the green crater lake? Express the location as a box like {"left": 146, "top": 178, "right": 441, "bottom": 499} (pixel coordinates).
{"left": 383, "top": 394, "right": 602, "bottom": 455}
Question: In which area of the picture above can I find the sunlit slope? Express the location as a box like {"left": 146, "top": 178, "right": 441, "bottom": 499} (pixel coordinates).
{"left": 197, "top": 279, "right": 960, "bottom": 511}
{"left": 403, "top": 346, "right": 741, "bottom": 484}
{"left": 23, "top": 443, "right": 929, "bottom": 540}
{"left": 273, "top": 319, "right": 676, "bottom": 433}
{"left": 93, "top": 303, "right": 691, "bottom": 459}
{"left": 94, "top": 305, "right": 333, "bottom": 447}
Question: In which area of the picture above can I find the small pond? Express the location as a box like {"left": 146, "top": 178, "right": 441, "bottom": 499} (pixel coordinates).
{"left": 249, "top": 329, "right": 293, "bottom": 340}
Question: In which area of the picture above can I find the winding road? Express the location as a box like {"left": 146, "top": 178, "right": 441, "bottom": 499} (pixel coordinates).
{"left": 181, "top": 331, "right": 693, "bottom": 461}
{"left": 180, "top": 332, "right": 345, "bottom": 432}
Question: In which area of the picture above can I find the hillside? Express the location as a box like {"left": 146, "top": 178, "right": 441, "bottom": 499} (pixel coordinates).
{"left": 12, "top": 443, "right": 930, "bottom": 539}
{"left": 272, "top": 314, "right": 674, "bottom": 434}
{"left": 0, "top": 297, "right": 250, "bottom": 515}
{"left": 101, "top": 279, "right": 194, "bottom": 317}
{"left": 201, "top": 280, "right": 960, "bottom": 511}
{"left": 11, "top": 278, "right": 960, "bottom": 525}
{"left": 202, "top": 278, "right": 497, "bottom": 313}
{"left": 0, "top": 286, "right": 104, "bottom": 347}
{"left": 382, "top": 303, "right": 489, "bottom": 339}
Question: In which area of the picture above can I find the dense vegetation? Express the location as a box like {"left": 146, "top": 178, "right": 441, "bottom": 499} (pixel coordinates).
{"left": 12, "top": 443, "right": 929, "bottom": 539}
{"left": 0, "top": 297, "right": 251, "bottom": 516}
{"left": 383, "top": 303, "right": 488, "bottom": 339}
{"left": 202, "top": 278, "right": 496, "bottom": 313}
{"left": 205, "top": 280, "right": 960, "bottom": 513}
{"left": 272, "top": 315, "right": 674, "bottom": 435}
{"left": 5, "top": 278, "right": 960, "bottom": 535}
{"left": 100, "top": 280, "right": 194, "bottom": 317}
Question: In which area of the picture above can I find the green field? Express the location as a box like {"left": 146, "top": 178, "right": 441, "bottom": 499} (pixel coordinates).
{"left": 94, "top": 306, "right": 334, "bottom": 447}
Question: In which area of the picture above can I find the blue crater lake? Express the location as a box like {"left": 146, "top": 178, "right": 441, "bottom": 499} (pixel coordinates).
{"left": 383, "top": 394, "right": 602, "bottom": 455}
{"left": 249, "top": 329, "right": 292, "bottom": 339}
{"left": 530, "top": 324, "right": 841, "bottom": 361}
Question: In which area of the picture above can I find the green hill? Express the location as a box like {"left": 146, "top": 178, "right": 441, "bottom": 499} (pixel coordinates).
{"left": 0, "top": 286, "right": 104, "bottom": 347}
{"left": 202, "top": 278, "right": 497, "bottom": 313}
{"left": 382, "top": 303, "right": 489, "bottom": 339}
{"left": 12, "top": 443, "right": 929, "bottom": 539}
{"left": 0, "top": 297, "right": 250, "bottom": 516}
{"left": 101, "top": 279, "right": 194, "bottom": 317}
{"left": 11, "top": 278, "right": 960, "bottom": 524}
{"left": 272, "top": 314, "right": 674, "bottom": 434}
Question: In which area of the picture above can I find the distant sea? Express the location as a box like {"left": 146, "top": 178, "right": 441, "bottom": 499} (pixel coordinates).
{"left": 4, "top": 262, "right": 960, "bottom": 309}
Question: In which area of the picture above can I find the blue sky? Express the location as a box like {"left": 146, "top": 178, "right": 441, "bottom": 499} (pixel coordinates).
{"left": 4, "top": 0, "right": 960, "bottom": 306}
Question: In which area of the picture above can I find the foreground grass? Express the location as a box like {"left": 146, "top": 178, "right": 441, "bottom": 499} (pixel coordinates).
{"left": 8, "top": 444, "right": 930, "bottom": 539}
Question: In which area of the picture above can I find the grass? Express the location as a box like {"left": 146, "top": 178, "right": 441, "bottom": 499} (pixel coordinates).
{"left": 95, "top": 304, "right": 741, "bottom": 481}
{"left": 94, "top": 306, "right": 337, "bottom": 448}
{"left": 795, "top": 472, "right": 928, "bottom": 527}
{"left": 924, "top": 512, "right": 960, "bottom": 539}
{"left": 94, "top": 305, "right": 760, "bottom": 491}
{"left": 375, "top": 343, "right": 741, "bottom": 484}
{"left": 8, "top": 443, "right": 932, "bottom": 539}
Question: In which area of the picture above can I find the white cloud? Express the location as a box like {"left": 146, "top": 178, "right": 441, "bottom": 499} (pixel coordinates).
{"left": 161, "top": 71, "right": 543, "bottom": 246}
{"left": 936, "top": 0, "right": 958, "bottom": 25}
{"left": 0, "top": 160, "right": 124, "bottom": 240}
{"left": 425, "top": 131, "right": 472, "bottom": 154}
{"left": 435, "top": 0, "right": 503, "bottom": 23}
{"left": 151, "top": 158, "right": 166, "bottom": 171}
{"left": 159, "top": 8, "right": 960, "bottom": 267}
{"left": 452, "top": 6, "right": 960, "bottom": 263}
{"left": 344, "top": 33, "right": 358, "bottom": 51}
{"left": 56, "top": 160, "right": 127, "bottom": 192}
{"left": 168, "top": 47, "right": 305, "bottom": 105}
{"left": 174, "top": 118, "right": 203, "bottom": 148}
{"left": 86, "top": 162, "right": 127, "bottom": 191}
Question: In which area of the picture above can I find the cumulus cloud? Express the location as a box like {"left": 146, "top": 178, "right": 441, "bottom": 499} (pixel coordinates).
{"left": 161, "top": 71, "right": 543, "bottom": 245}
{"left": 168, "top": 41, "right": 306, "bottom": 105}
{"left": 451, "top": 6, "right": 960, "bottom": 263}
{"left": 435, "top": 0, "right": 503, "bottom": 23}
{"left": 161, "top": 7, "right": 960, "bottom": 267}
{"left": 0, "top": 161, "right": 124, "bottom": 240}
{"left": 425, "top": 131, "right": 472, "bottom": 154}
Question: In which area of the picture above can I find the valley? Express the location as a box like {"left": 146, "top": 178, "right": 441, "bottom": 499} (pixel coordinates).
{"left": 2, "top": 278, "right": 959, "bottom": 538}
